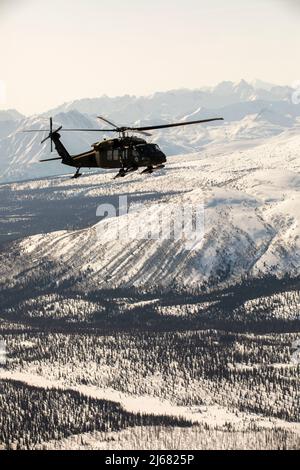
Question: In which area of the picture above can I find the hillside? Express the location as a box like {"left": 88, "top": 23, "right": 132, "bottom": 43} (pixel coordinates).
{"left": 0, "top": 128, "right": 299, "bottom": 299}
{"left": 0, "top": 80, "right": 300, "bottom": 183}
{"left": 1, "top": 88, "right": 300, "bottom": 452}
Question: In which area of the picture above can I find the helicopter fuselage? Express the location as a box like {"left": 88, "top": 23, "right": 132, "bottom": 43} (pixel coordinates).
{"left": 31, "top": 115, "right": 223, "bottom": 178}
{"left": 54, "top": 134, "right": 167, "bottom": 170}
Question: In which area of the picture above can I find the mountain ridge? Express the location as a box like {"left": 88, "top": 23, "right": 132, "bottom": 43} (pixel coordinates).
{"left": 0, "top": 80, "right": 299, "bottom": 184}
{"left": 1, "top": 128, "right": 299, "bottom": 294}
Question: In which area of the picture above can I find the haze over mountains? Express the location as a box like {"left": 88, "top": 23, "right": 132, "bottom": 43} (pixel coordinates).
{"left": 0, "top": 79, "right": 299, "bottom": 183}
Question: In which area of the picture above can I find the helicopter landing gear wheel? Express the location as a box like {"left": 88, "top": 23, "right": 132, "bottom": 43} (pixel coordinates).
{"left": 114, "top": 168, "right": 126, "bottom": 179}
{"left": 72, "top": 167, "right": 82, "bottom": 179}
{"left": 113, "top": 166, "right": 138, "bottom": 179}
{"left": 141, "top": 164, "right": 165, "bottom": 175}
{"left": 141, "top": 166, "right": 153, "bottom": 174}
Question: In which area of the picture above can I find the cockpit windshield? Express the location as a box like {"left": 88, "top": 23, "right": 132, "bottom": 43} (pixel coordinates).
{"left": 136, "top": 144, "right": 159, "bottom": 154}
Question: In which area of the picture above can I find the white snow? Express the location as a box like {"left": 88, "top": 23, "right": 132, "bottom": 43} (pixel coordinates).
{"left": 1, "top": 369, "right": 299, "bottom": 436}
{"left": 12, "top": 127, "right": 299, "bottom": 289}
{"left": 1, "top": 81, "right": 300, "bottom": 183}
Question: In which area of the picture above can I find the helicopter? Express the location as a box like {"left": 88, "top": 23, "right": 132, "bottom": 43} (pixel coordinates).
{"left": 24, "top": 115, "right": 224, "bottom": 179}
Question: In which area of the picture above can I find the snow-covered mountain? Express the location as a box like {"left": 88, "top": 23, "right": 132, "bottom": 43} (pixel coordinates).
{"left": 49, "top": 80, "right": 294, "bottom": 117}
{"left": 0, "top": 109, "right": 24, "bottom": 122}
{"left": 0, "top": 80, "right": 299, "bottom": 183}
{"left": 0, "top": 109, "right": 25, "bottom": 141}
{"left": 1, "top": 127, "right": 299, "bottom": 293}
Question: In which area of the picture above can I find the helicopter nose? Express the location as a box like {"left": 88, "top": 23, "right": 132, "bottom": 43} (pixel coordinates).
{"left": 156, "top": 150, "right": 167, "bottom": 164}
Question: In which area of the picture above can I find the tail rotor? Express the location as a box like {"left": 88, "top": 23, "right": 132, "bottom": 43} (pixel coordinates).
{"left": 40, "top": 117, "right": 62, "bottom": 152}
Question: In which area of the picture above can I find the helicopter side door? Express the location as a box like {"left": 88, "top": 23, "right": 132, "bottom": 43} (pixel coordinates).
{"left": 105, "top": 147, "right": 121, "bottom": 168}
{"left": 121, "top": 147, "right": 129, "bottom": 165}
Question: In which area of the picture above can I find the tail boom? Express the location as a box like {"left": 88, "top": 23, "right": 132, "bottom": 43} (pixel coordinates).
{"left": 51, "top": 132, "right": 76, "bottom": 166}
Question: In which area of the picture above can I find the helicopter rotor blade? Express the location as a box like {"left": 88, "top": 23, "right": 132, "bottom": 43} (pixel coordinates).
{"left": 130, "top": 117, "right": 224, "bottom": 132}
{"left": 40, "top": 119, "right": 62, "bottom": 147}
{"left": 22, "top": 129, "right": 49, "bottom": 132}
{"left": 97, "top": 116, "right": 119, "bottom": 129}
{"left": 23, "top": 128, "right": 117, "bottom": 133}
{"left": 41, "top": 134, "right": 50, "bottom": 144}
{"left": 59, "top": 128, "right": 116, "bottom": 132}
{"left": 59, "top": 128, "right": 151, "bottom": 136}
{"left": 132, "top": 129, "right": 152, "bottom": 137}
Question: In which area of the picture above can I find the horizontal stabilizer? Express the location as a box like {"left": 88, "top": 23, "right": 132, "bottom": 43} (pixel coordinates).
{"left": 39, "top": 156, "right": 62, "bottom": 162}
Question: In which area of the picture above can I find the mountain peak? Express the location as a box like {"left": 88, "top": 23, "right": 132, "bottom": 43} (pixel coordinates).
{"left": 252, "top": 79, "right": 276, "bottom": 91}
{"left": 233, "top": 79, "right": 252, "bottom": 91}
{"left": 0, "top": 109, "right": 25, "bottom": 122}
{"left": 213, "top": 81, "right": 235, "bottom": 95}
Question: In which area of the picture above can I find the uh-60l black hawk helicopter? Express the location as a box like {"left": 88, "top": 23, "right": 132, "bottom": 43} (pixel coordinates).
{"left": 24, "top": 115, "right": 224, "bottom": 179}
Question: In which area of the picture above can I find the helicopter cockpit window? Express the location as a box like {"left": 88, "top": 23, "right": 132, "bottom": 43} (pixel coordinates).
{"left": 113, "top": 149, "right": 119, "bottom": 161}
{"left": 137, "top": 144, "right": 158, "bottom": 155}
{"left": 151, "top": 144, "right": 160, "bottom": 151}
{"left": 107, "top": 150, "right": 113, "bottom": 161}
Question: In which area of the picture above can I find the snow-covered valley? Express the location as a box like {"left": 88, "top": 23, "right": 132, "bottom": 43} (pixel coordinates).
{"left": 0, "top": 82, "right": 300, "bottom": 451}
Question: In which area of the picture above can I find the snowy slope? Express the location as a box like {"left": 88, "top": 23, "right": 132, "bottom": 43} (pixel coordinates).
{"left": 0, "top": 109, "right": 24, "bottom": 140}
{"left": 3, "top": 127, "right": 299, "bottom": 292}
{"left": 1, "top": 80, "right": 299, "bottom": 184}
{"left": 0, "top": 109, "right": 24, "bottom": 122}
{"left": 0, "top": 108, "right": 297, "bottom": 184}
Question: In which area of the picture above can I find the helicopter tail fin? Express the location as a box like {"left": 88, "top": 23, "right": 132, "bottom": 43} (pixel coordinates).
{"left": 23, "top": 117, "right": 75, "bottom": 166}
{"left": 50, "top": 131, "right": 74, "bottom": 165}
{"left": 39, "top": 117, "right": 74, "bottom": 166}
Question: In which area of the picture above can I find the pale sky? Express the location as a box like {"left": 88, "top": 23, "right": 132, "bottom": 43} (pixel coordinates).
{"left": 0, "top": 0, "right": 298, "bottom": 115}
